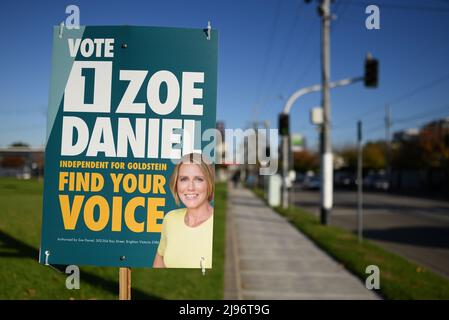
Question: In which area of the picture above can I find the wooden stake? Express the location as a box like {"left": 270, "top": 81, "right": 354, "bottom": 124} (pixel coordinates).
{"left": 119, "top": 267, "right": 131, "bottom": 300}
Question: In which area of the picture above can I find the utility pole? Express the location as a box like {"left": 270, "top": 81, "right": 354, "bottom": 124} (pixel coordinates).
{"left": 320, "top": 0, "right": 332, "bottom": 225}
{"left": 385, "top": 104, "right": 391, "bottom": 183}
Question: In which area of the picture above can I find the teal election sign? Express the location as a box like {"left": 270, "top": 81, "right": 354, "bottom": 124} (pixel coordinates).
{"left": 39, "top": 26, "right": 218, "bottom": 268}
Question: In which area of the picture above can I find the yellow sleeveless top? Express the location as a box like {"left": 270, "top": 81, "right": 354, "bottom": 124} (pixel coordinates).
{"left": 157, "top": 208, "right": 213, "bottom": 268}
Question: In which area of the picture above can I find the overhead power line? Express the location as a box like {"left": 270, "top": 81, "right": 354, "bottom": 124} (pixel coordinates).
{"left": 388, "top": 73, "right": 449, "bottom": 107}
{"left": 268, "top": 1, "right": 305, "bottom": 98}
{"left": 283, "top": 19, "right": 319, "bottom": 97}
{"left": 340, "top": 0, "right": 449, "bottom": 13}
{"left": 393, "top": 103, "right": 449, "bottom": 126}
{"left": 252, "top": 0, "right": 283, "bottom": 118}
{"left": 348, "top": 72, "right": 449, "bottom": 122}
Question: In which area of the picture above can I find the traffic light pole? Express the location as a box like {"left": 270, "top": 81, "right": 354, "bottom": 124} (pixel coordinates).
{"left": 385, "top": 104, "right": 391, "bottom": 186}
{"left": 282, "top": 134, "right": 289, "bottom": 208}
{"left": 280, "top": 76, "right": 363, "bottom": 210}
{"left": 320, "top": 0, "right": 332, "bottom": 225}
{"left": 357, "top": 120, "right": 363, "bottom": 243}
{"left": 282, "top": 77, "right": 363, "bottom": 114}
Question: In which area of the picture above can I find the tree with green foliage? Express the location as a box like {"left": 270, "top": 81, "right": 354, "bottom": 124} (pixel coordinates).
{"left": 9, "top": 142, "right": 30, "bottom": 148}
{"left": 363, "top": 141, "right": 386, "bottom": 170}
{"left": 336, "top": 141, "right": 386, "bottom": 171}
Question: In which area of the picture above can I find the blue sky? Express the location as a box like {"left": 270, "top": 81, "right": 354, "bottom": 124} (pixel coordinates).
{"left": 1, "top": 0, "right": 449, "bottom": 150}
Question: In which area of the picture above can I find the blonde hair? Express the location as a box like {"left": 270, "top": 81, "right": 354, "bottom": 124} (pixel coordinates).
{"left": 170, "top": 153, "right": 214, "bottom": 206}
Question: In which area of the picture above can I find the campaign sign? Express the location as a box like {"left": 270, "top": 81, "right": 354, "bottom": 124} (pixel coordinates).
{"left": 39, "top": 26, "right": 218, "bottom": 267}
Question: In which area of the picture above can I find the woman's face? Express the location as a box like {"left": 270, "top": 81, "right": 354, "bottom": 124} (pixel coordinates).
{"left": 177, "top": 163, "right": 209, "bottom": 209}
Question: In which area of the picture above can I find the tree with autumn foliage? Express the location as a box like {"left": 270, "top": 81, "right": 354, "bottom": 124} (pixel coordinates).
{"left": 392, "top": 120, "right": 449, "bottom": 170}
{"left": 292, "top": 150, "right": 319, "bottom": 173}
{"left": 418, "top": 121, "right": 449, "bottom": 169}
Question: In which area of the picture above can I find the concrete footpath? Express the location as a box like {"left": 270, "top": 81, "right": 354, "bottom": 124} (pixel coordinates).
{"left": 224, "top": 185, "right": 379, "bottom": 300}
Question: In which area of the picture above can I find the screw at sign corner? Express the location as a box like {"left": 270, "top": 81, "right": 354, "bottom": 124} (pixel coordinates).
{"left": 207, "top": 21, "right": 211, "bottom": 40}
{"left": 44, "top": 250, "right": 50, "bottom": 265}
{"left": 200, "top": 256, "right": 206, "bottom": 276}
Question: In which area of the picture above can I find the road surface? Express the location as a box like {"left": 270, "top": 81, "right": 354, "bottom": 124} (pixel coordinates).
{"left": 292, "top": 188, "right": 449, "bottom": 278}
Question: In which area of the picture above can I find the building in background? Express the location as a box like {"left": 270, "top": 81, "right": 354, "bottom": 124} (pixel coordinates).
{"left": 390, "top": 117, "right": 449, "bottom": 194}
{"left": 393, "top": 128, "right": 419, "bottom": 143}
{"left": 0, "top": 146, "right": 44, "bottom": 179}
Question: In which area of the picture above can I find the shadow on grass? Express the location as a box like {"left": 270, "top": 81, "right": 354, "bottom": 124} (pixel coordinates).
{"left": 0, "top": 230, "right": 161, "bottom": 300}
{"left": 363, "top": 226, "right": 449, "bottom": 249}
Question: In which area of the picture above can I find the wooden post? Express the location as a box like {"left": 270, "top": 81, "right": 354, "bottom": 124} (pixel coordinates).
{"left": 119, "top": 267, "right": 131, "bottom": 300}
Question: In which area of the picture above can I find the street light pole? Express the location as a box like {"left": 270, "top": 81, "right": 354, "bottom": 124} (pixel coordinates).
{"left": 320, "top": 0, "right": 332, "bottom": 225}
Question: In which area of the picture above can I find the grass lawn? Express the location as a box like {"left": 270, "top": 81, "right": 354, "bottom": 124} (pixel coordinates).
{"left": 253, "top": 188, "right": 449, "bottom": 300}
{"left": 0, "top": 178, "right": 226, "bottom": 300}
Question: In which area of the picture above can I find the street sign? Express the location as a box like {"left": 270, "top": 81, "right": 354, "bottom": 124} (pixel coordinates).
{"left": 310, "top": 107, "right": 323, "bottom": 125}
{"left": 40, "top": 25, "right": 218, "bottom": 268}
{"left": 291, "top": 134, "right": 305, "bottom": 152}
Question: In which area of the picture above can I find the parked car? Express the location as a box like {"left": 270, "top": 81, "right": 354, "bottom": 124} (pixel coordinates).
{"left": 334, "top": 171, "right": 356, "bottom": 189}
{"left": 363, "top": 171, "right": 389, "bottom": 191}
{"left": 373, "top": 175, "right": 389, "bottom": 190}
{"left": 302, "top": 175, "right": 321, "bottom": 190}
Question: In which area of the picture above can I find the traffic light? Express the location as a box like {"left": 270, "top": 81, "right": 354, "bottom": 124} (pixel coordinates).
{"left": 279, "top": 113, "right": 289, "bottom": 136}
{"left": 364, "top": 54, "right": 379, "bottom": 88}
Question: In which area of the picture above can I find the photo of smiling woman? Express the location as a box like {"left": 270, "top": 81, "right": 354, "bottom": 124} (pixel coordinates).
{"left": 153, "top": 153, "right": 214, "bottom": 269}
